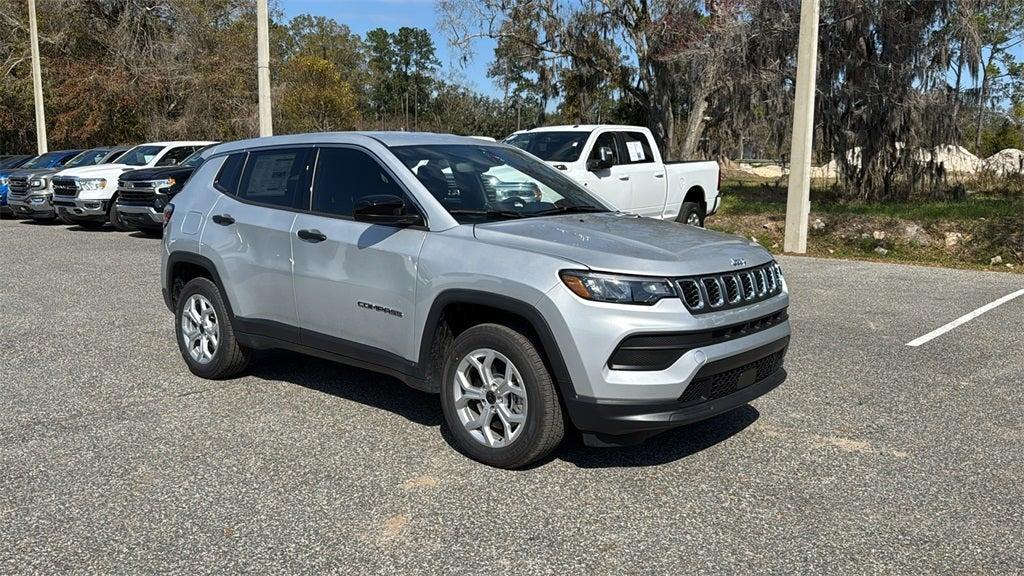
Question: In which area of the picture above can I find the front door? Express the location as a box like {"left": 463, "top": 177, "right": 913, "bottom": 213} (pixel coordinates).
{"left": 573, "top": 131, "right": 632, "bottom": 210}
{"left": 291, "top": 146, "right": 426, "bottom": 363}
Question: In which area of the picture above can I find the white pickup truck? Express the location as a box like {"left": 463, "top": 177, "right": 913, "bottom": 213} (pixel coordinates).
{"left": 505, "top": 125, "right": 720, "bottom": 225}
{"left": 52, "top": 141, "right": 214, "bottom": 230}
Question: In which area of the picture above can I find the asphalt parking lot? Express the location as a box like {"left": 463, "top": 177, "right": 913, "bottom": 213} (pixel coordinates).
{"left": 1, "top": 218, "right": 1022, "bottom": 574}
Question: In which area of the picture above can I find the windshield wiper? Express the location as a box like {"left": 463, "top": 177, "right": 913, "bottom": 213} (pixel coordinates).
{"left": 448, "top": 209, "right": 524, "bottom": 219}
{"left": 531, "top": 205, "right": 609, "bottom": 216}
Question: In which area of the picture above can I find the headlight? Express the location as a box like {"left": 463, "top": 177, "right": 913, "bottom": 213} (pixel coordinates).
{"left": 79, "top": 178, "right": 107, "bottom": 191}
{"left": 560, "top": 270, "right": 677, "bottom": 305}
{"left": 152, "top": 178, "right": 176, "bottom": 190}
{"left": 0, "top": 177, "right": 8, "bottom": 186}
{"left": 29, "top": 177, "right": 47, "bottom": 190}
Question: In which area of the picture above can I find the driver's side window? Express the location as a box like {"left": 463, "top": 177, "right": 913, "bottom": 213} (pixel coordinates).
{"left": 589, "top": 132, "right": 620, "bottom": 166}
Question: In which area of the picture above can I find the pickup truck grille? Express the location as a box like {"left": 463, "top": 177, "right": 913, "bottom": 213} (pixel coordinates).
{"left": 117, "top": 180, "right": 158, "bottom": 204}
{"left": 52, "top": 177, "right": 79, "bottom": 198}
{"left": 677, "top": 262, "right": 782, "bottom": 313}
{"left": 8, "top": 176, "right": 29, "bottom": 198}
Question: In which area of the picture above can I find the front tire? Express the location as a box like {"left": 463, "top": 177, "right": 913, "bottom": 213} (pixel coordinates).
{"left": 440, "top": 323, "right": 565, "bottom": 468}
{"left": 175, "top": 277, "right": 250, "bottom": 379}
{"left": 109, "top": 200, "right": 133, "bottom": 232}
{"left": 677, "top": 201, "right": 705, "bottom": 227}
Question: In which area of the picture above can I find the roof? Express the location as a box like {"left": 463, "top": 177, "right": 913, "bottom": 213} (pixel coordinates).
{"left": 132, "top": 141, "right": 218, "bottom": 148}
{"left": 514, "top": 124, "right": 650, "bottom": 133}
{"left": 209, "top": 132, "right": 504, "bottom": 155}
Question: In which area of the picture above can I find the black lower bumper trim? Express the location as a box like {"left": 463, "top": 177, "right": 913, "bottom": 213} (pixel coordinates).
{"left": 566, "top": 336, "right": 789, "bottom": 440}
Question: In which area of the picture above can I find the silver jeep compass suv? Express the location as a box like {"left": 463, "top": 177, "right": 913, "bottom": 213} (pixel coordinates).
{"left": 161, "top": 132, "right": 790, "bottom": 468}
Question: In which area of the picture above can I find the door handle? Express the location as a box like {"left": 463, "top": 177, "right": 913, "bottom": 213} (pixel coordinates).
{"left": 297, "top": 228, "right": 327, "bottom": 243}
{"left": 619, "top": 176, "right": 630, "bottom": 181}
{"left": 654, "top": 173, "right": 664, "bottom": 178}
{"left": 211, "top": 214, "right": 234, "bottom": 226}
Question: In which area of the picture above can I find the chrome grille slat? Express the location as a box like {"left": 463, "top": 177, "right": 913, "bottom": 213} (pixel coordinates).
{"left": 678, "top": 263, "right": 783, "bottom": 314}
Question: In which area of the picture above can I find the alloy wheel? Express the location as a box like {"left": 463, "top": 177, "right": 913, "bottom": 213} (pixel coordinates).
{"left": 181, "top": 294, "right": 220, "bottom": 364}
{"left": 453, "top": 348, "right": 528, "bottom": 447}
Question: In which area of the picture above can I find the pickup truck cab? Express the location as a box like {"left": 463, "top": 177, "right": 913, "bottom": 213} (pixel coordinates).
{"left": 7, "top": 147, "right": 128, "bottom": 221}
{"left": 161, "top": 132, "right": 789, "bottom": 468}
{"left": 53, "top": 141, "right": 214, "bottom": 230}
{"left": 505, "top": 125, "right": 721, "bottom": 226}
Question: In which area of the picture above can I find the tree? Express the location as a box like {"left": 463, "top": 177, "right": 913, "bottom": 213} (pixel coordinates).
{"left": 278, "top": 55, "right": 359, "bottom": 133}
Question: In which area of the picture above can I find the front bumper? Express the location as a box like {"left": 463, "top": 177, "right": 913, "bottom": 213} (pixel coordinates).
{"left": 53, "top": 196, "right": 109, "bottom": 221}
{"left": 8, "top": 193, "right": 56, "bottom": 218}
{"left": 565, "top": 337, "right": 788, "bottom": 443}
{"left": 117, "top": 203, "right": 163, "bottom": 228}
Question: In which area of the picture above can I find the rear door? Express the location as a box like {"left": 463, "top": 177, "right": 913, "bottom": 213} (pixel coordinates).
{"left": 201, "top": 148, "right": 314, "bottom": 335}
{"left": 291, "top": 146, "right": 426, "bottom": 362}
{"left": 617, "top": 131, "right": 666, "bottom": 217}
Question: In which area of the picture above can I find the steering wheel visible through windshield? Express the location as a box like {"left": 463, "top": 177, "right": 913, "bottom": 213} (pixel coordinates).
{"left": 390, "top": 144, "right": 610, "bottom": 223}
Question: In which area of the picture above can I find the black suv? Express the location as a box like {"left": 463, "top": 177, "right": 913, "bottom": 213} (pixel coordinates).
{"left": 114, "top": 144, "right": 215, "bottom": 233}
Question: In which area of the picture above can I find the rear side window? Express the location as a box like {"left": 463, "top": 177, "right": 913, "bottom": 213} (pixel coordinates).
{"left": 156, "top": 146, "right": 200, "bottom": 167}
{"left": 621, "top": 132, "right": 654, "bottom": 164}
{"left": 214, "top": 153, "right": 245, "bottom": 194}
{"left": 236, "top": 148, "right": 313, "bottom": 209}
{"left": 311, "top": 147, "right": 414, "bottom": 218}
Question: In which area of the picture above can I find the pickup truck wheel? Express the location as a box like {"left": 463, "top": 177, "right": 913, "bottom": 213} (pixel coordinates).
{"left": 677, "top": 202, "right": 705, "bottom": 227}
{"left": 175, "top": 277, "right": 250, "bottom": 379}
{"left": 441, "top": 323, "right": 565, "bottom": 468}
{"left": 109, "top": 201, "right": 133, "bottom": 232}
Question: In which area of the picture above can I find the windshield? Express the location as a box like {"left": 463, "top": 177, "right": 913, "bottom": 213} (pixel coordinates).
{"left": 0, "top": 156, "right": 28, "bottom": 169}
{"left": 390, "top": 144, "right": 610, "bottom": 223}
{"left": 65, "top": 149, "right": 114, "bottom": 168}
{"left": 181, "top": 145, "right": 214, "bottom": 168}
{"left": 119, "top": 145, "right": 164, "bottom": 166}
{"left": 21, "top": 152, "right": 69, "bottom": 169}
{"left": 504, "top": 131, "right": 590, "bottom": 162}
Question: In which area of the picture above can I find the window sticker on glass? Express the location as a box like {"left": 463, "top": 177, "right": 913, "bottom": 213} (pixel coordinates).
{"left": 626, "top": 140, "right": 646, "bottom": 162}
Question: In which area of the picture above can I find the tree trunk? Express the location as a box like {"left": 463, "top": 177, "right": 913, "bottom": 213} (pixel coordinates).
{"left": 680, "top": 93, "right": 708, "bottom": 160}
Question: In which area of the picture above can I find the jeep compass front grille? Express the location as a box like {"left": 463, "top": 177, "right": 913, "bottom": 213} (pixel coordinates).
{"left": 676, "top": 262, "right": 782, "bottom": 313}
{"left": 678, "top": 347, "right": 786, "bottom": 405}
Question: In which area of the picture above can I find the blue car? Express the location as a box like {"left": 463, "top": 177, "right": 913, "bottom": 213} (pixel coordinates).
{"left": 0, "top": 155, "right": 35, "bottom": 215}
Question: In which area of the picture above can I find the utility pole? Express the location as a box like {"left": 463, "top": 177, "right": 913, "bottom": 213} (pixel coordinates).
{"left": 256, "top": 0, "right": 273, "bottom": 136}
{"left": 27, "top": 0, "right": 47, "bottom": 153}
{"left": 783, "top": 0, "right": 820, "bottom": 254}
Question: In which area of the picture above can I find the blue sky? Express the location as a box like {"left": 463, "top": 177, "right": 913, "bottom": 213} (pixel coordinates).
{"left": 280, "top": 0, "right": 499, "bottom": 96}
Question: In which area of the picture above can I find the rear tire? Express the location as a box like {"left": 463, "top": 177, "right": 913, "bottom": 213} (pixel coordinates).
{"left": 677, "top": 201, "right": 705, "bottom": 227}
{"left": 175, "top": 277, "right": 251, "bottom": 379}
{"left": 440, "top": 323, "right": 565, "bottom": 468}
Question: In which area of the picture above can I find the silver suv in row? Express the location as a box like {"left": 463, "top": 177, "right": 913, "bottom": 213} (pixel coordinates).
{"left": 161, "top": 132, "right": 791, "bottom": 468}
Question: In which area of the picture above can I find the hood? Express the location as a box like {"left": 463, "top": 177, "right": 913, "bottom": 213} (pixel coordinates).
{"left": 7, "top": 167, "right": 60, "bottom": 179}
{"left": 57, "top": 163, "right": 135, "bottom": 178}
{"left": 473, "top": 212, "right": 773, "bottom": 277}
{"left": 121, "top": 165, "right": 195, "bottom": 181}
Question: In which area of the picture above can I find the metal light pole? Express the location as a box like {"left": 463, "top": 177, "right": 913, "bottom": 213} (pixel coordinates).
{"left": 783, "top": 0, "right": 820, "bottom": 254}
{"left": 27, "top": 0, "right": 48, "bottom": 153}
{"left": 256, "top": 0, "right": 273, "bottom": 136}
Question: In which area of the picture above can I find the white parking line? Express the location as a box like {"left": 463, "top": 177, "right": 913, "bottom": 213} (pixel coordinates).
{"left": 906, "top": 288, "right": 1024, "bottom": 347}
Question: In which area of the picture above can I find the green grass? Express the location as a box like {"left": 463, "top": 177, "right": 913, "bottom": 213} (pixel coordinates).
{"left": 719, "top": 181, "right": 1024, "bottom": 222}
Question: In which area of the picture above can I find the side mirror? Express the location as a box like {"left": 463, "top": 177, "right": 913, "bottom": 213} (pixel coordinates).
{"left": 586, "top": 146, "right": 616, "bottom": 171}
{"left": 353, "top": 194, "right": 423, "bottom": 226}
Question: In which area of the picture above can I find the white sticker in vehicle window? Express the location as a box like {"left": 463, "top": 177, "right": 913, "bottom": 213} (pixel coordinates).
{"left": 626, "top": 140, "right": 646, "bottom": 162}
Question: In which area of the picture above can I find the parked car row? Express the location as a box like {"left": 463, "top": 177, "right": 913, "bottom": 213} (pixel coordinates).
{"left": 0, "top": 141, "right": 214, "bottom": 233}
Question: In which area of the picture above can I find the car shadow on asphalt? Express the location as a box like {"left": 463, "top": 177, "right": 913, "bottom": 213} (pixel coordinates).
{"left": 551, "top": 405, "right": 760, "bottom": 468}
{"left": 247, "top": 349, "right": 759, "bottom": 469}
{"left": 248, "top": 350, "right": 443, "bottom": 427}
